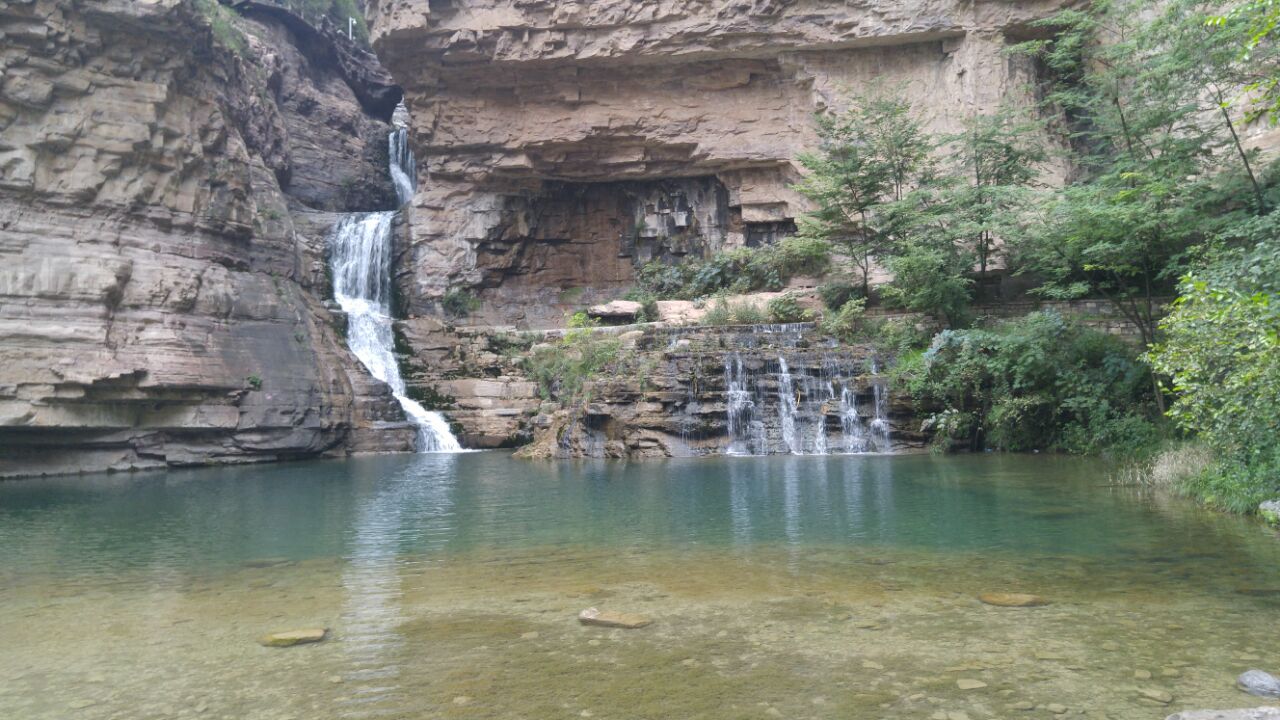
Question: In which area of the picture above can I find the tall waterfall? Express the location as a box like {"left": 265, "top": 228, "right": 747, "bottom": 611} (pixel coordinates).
{"left": 329, "top": 125, "right": 462, "bottom": 453}
{"left": 722, "top": 339, "right": 891, "bottom": 456}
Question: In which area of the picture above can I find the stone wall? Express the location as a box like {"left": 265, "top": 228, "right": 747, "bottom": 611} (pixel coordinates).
{"left": 0, "top": 0, "right": 415, "bottom": 476}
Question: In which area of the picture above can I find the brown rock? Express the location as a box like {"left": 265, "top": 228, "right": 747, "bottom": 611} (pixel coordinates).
{"left": 577, "top": 607, "right": 652, "bottom": 629}
{"left": 258, "top": 628, "right": 327, "bottom": 647}
{"left": 978, "top": 593, "right": 1050, "bottom": 608}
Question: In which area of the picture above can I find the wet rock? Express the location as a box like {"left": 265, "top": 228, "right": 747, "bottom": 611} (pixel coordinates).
{"left": 258, "top": 628, "right": 327, "bottom": 647}
{"left": 956, "top": 679, "right": 987, "bottom": 690}
{"left": 1238, "top": 669, "right": 1280, "bottom": 698}
{"left": 1045, "top": 703, "right": 1068, "bottom": 714}
{"left": 577, "top": 607, "right": 652, "bottom": 629}
{"left": 1166, "top": 711, "right": 1280, "bottom": 720}
{"left": 1010, "top": 701, "right": 1035, "bottom": 711}
{"left": 1135, "top": 669, "right": 1153, "bottom": 680}
{"left": 978, "top": 593, "right": 1049, "bottom": 607}
{"left": 1259, "top": 499, "right": 1280, "bottom": 525}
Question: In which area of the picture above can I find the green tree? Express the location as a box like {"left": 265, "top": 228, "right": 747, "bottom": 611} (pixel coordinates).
{"left": 795, "top": 91, "right": 931, "bottom": 296}
{"left": 1148, "top": 216, "right": 1280, "bottom": 511}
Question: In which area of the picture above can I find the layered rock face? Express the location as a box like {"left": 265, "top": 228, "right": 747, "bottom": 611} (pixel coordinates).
{"left": 395, "top": 319, "right": 925, "bottom": 457}
{"left": 0, "top": 0, "right": 416, "bottom": 476}
{"left": 367, "top": 0, "right": 1066, "bottom": 327}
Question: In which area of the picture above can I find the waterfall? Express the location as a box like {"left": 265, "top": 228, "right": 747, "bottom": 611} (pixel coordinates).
{"left": 776, "top": 357, "right": 801, "bottom": 455}
{"left": 724, "top": 353, "right": 760, "bottom": 456}
{"left": 328, "top": 121, "right": 462, "bottom": 453}
{"left": 720, "top": 351, "right": 891, "bottom": 456}
{"left": 868, "top": 359, "right": 891, "bottom": 452}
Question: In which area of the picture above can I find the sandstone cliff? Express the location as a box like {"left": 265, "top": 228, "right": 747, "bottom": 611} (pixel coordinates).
{"left": 0, "top": 0, "right": 415, "bottom": 476}
{"left": 366, "top": 0, "right": 1068, "bottom": 328}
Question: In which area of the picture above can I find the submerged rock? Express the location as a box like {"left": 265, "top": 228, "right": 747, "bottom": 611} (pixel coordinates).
{"left": 258, "top": 628, "right": 327, "bottom": 647}
{"left": 577, "top": 607, "right": 652, "bottom": 629}
{"left": 978, "top": 593, "right": 1050, "bottom": 607}
{"left": 1167, "top": 710, "right": 1280, "bottom": 720}
{"left": 1138, "top": 688, "right": 1174, "bottom": 704}
{"left": 1238, "top": 669, "right": 1280, "bottom": 698}
{"left": 1260, "top": 500, "right": 1280, "bottom": 525}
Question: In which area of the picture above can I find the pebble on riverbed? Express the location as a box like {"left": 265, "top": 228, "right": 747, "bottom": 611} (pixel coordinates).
{"left": 257, "top": 628, "right": 327, "bottom": 648}
{"left": 577, "top": 607, "right": 652, "bottom": 629}
{"left": 978, "top": 593, "right": 1050, "bottom": 607}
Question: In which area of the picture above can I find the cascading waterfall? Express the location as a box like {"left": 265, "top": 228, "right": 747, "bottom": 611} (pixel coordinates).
{"left": 329, "top": 120, "right": 462, "bottom": 453}
{"left": 721, "top": 328, "right": 891, "bottom": 456}
{"left": 776, "top": 357, "right": 801, "bottom": 455}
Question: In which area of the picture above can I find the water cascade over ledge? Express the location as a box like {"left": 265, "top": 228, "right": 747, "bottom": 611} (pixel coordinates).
{"left": 329, "top": 123, "right": 462, "bottom": 453}
{"left": 722, "top": 325, "right": 891, "bottom": 456}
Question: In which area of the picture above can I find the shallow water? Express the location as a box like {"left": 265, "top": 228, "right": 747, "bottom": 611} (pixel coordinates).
{"left": 1, "top": 453, "right": 1278, "bottom": 719}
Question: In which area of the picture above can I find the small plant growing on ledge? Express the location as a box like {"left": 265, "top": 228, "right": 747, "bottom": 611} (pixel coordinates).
{"left": 766, "top": 294, "right": 815, "bottom": 324}
{"left": 245, "top": 375, "right": 263, "bottom": 390}
{"left": 442, "top": 289, "right": 481, "bottom": 318}
{"left": 702, "top": 298, "right": 768, "bottom": 326}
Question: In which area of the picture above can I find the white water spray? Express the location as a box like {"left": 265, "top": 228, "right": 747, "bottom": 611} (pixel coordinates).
{"left": 328, "top": 122, "right": 462, "bottom": 453}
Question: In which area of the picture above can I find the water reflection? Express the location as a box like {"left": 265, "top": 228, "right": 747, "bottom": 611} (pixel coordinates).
{"left": 338, "top": 455, "right": 458, "bottom": 717}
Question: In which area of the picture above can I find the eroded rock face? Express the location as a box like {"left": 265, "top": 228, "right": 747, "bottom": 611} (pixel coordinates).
{"left": 0, "top": 0, "right": 414, "bottom": 476}
{"left": 366, "top": 0, "right": 1068, "bottom": 323}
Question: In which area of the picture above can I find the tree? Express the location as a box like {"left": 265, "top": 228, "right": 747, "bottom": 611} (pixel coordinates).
{"left": 795, "top": 91, "right": 931, "bottom": 297}
{"left": 1007, "top": 0, "right": 1271, "bottom": 411}
{"left": 947, "top": 109, "right": 1046, "bottom": 282}
{"left": 1148, "top": 215, "right": 1280, "bottom": 511}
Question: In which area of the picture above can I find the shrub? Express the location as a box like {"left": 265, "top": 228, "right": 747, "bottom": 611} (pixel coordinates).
{"left": 899, "top": 310, "right": 1161, "bottom": 455}
{"left": 817, "top": 280, "right": 863, "bottom": 311}
{"left": 636, "top": 238, "right": 831, "bottom": 300}
{"left": 701, "top": 298, "right": 768, "bottom": 326}
{"left": 524, "top": 330, "right": 622, "bottom": 403}
{"left": 442, "top": 289, "right": 481, "bottom": 318}
{"left": 193, "top": 0, "right": 250, "bottom": 56}
{"left": 817, "top": 297, "right": 867, "bottom": 340}
{"left": 766, "top": 294, "right": 815, "bottom": 324}
{"left": 1148, "top": 216, "right": 1280, "bottom": 511}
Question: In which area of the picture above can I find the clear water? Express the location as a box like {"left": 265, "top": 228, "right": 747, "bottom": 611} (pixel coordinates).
{"left": 1, "top": 454, "right": 1278, "bottom": 719}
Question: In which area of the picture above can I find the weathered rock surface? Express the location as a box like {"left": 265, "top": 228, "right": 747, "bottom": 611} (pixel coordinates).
{"left": 395, "top": 318, "right": 925, "bottom": 458}
{"left": 366, "top": 0, "right": 1070, "bottom": 324}
{"left": 0, "top": 0, "right": 414, "bottom": 476}
{"left": 588, "top": 300, "right": 644, "bottom": 324}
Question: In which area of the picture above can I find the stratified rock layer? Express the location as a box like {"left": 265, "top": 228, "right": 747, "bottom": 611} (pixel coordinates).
{"left": 366, "top": 0, "right": 1068, "bottom": 324}
{"left": 0, "top": 0, "right": 414, "bottom": 476}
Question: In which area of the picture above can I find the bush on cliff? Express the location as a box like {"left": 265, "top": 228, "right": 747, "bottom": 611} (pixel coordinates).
{"left": 636, "top": 237, "right": 831, "bottom": 300}
{"left": 524, "top": 319, "right": 623, "bottom": 403}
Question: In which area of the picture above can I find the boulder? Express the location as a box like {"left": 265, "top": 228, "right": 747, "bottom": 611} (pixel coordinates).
{"left": 978, "top": 593, "right": 1050, "bottom": 607}
{"left": 577, "top": 607, "right": 652, "bottom": 629}
{"left": 258, "top": 628, "right": 328, "bottom": 647}
{"left": 587, "top": 300, "right": 644, "bottom": 323}
{"left": 1259, "top": 500, "right": 1280, "bottom": 525}
{"left": 1238, "top": 670, "right": 1280, "bottom": 698}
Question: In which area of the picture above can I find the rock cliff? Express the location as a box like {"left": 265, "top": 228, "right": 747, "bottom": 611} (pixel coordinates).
{"left": 0, "top": 0, "right": 415, "bottom": 476}
{"left": 366, "top": 0, "right": 1068, "bottom": 326}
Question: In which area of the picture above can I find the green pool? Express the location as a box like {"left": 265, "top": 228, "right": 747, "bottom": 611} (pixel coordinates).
{"left": 1, "top": 453, "right": 1277, "bottom": 719}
